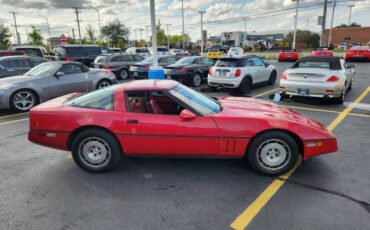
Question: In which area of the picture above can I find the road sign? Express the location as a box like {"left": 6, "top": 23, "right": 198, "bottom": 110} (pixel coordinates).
{"left": 60, "top": 34, "right": 68, "bottom": 45}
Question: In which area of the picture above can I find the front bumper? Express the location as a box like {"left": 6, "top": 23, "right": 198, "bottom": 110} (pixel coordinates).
{"left": 303, "top": 138, "right": 338, "bottom": 160}
{"left": 208, "top": 76, "right": 242, "bottom": 89}
{"left": 279, "top": 80, "right": 343, "bottom": 98}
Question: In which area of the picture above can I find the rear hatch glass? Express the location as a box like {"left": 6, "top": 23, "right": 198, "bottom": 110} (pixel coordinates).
{"left": 215, "top": 59, "right": 243, "bottom": 67}
{"left": 296, "top": 61, "right": 330, "bottom": 68}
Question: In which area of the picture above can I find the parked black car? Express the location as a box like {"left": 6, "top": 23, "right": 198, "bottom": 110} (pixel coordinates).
{"left": 53, "top": 45, "right": 110, "bottom": 67}
{"left": 0, "top": 55, "right": 47, "bottom": 79}
{"left": 164, "top": 56, "right": 215, "bottom": 87}
{"left": 93, "top": 53, "right": 145, "bottom": 80}
{"left": 129, "top": 55, "right": 182, "bottom": 79}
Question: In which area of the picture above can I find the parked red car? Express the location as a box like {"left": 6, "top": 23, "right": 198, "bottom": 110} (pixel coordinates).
{"left": 278, "top": 49, "right": 299, "bottom": 62}
{"left": 311, "top": 48, "right": 334, "bottom": 57}
{"left": 28, "top": 80, "right": 337, "bottom": 176}
{"left": 345, "top": 46, "right": 370, "bottom": 62}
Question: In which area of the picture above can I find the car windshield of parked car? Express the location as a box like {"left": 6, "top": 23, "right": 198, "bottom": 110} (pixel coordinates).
{"left": 66, "top": 86, "right": 117, "bottom": 110}
{"left": 169, "top": 85, "right": 220, "bottom": 116}
{"left": 66, "top": 47, "right": 102, "bottom": 57}
{"left": 216, "top": 58, "right": 242, "bottom": 67}
{"left": 136, "top": 48, "right": 149, "bottom": 53}
{"left": 175, "top": 57, "right": 197, "bottom": 65}
{"left": 25, "top": 62, "right": 62, "bottom": 77}
{"left": 158, "top": 48, "right": 169, "bottom": 52}
{"left": 296, "top": 61, "right": 330, "bottom": 69}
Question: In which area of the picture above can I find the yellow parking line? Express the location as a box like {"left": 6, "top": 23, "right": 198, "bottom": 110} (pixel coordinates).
{"left": 230, "top": 85, "right": 370, "bottom": 230}
{"left": 252, "top": 88, "right": 277, "bottom": 98}
{"left": 0, "top": 118, "right": 29, "bottom": 126}
{"left": 0, "top": 112, "right": 29, "bottom": 119}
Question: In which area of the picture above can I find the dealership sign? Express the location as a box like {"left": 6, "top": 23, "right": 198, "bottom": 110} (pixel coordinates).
{"left": 60, "top": 34, "right": 68, "bottom": 45}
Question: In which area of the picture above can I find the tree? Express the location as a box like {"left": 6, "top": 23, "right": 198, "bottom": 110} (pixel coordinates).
{"left": 169, "top": 34, "right": 191, "bottom": 48}
{"left": 101, "top": 20, "right": 129, "bottom": 47}
{"left": 156, "top": 20, "right": 166, "bottom": 46}
{"left": 84, "top": 24, "right": 96, "bottom": 44}
{"left": 335, "top": 22, "right": 361, "bottom": 28}
{"left": 284, "top": 30, "right": 320, "bottom": 48}
{"left": 28, "top": 25, "right": 43, "bottom": 45}
{"left": 0, "top": 23, "right": 11, "bottom": 49}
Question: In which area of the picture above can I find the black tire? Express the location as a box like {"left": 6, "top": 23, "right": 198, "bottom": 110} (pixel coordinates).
{"left": 119, "top": 68, "right": 129, "bottom": 80}
{"left": 348, "top": 79, "right": 352, "bottom": 91}
{"left": 10, "top": 89, "right": 39, "bottom": 112}
{"left": 268, "top": 71, "right": 277, "bottom": 85}
{"left": 71, "top": 129, "right": 122, "bottom": 173}
{"left": 96, "top": 79, "right": 112, "bottom": 89}
{"left": 192, "top": 73, "right": 202, "bottom": 87}
{"left": 333, "top": 85, "right": 346, "bottom": 104}
{"left": 238, "top": 77, "right": 252, "bottom": 94}
{"left": 246, "top": 131, "right": 299, "bottom": 176}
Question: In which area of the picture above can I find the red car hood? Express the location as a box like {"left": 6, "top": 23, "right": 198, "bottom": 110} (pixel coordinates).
{"left": 218, "top": 97, "right": 325, "bottom": 129}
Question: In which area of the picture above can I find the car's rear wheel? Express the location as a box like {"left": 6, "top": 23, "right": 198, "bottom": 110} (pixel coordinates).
{"left": 247, "top": 131, "right": 299, "bottom": 176}
{"left": 334, "top": 85, "right": 346, "bottom": 104}
{"left": 10, "top": 90, "right": 38, "bottom": 112}
{"left": 238, "top": 77, "right": 252, "bottom": 93}
{"left": 268, "top": 71, "right": 277, "bottom": 85}
{"left": 71, "top": 129, "right": 121, "bottom": 173}
{"left": 119, "top": 68, "right": 129, "bottom": 80}
{"left": 97, "top": 79, "right": 112, "bottom": 89}
{"left": 192, "top": 73, "right": 202, "bottom": 87}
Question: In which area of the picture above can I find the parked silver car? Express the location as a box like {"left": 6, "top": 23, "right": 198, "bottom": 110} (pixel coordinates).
{"left": 279, "top": 56, "right": 354, "bottom": 104}
{"left": 0, "top": 61, "right": 117, "bottom": 112}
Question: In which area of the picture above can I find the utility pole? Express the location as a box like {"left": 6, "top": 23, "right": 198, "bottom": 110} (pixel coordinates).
{"left": 90, "top": 7, "right": 101, "bottom": 39}
{"left": 306, "top": 19, "right": 309, "bottom": 30}
{"left": 134, "top": 29, "right": 137, "bottom": 46}
{"left": 292, "top": 0, "right": 299, "bottom": 49}
{"left": 348, "top": 5, "right": 355, "bottom": 25}
{"left": 165, "top": 24, "right": 171, "bottom": 49}
{"left": 139, "top": 28, "right": 144, "bottom": 41}
{"left": 181, "top": 0, "right": 185, "bottom": 50}
{"left": 145, "top": 25, "right": 150, "bottom": 47}
{"left": 328, "top": 1, "right": 336, "bottom": 47}
{"left": 320, "top": 0, "right": 328, "bottom": 47}
{"left": 9, "top": 12, "right": 20, "bottom": 45}
{"left": 72, "top": 7, "right": 82, "bottom": 44}
{"left": 199, "top": 11, "right": 206, "bottom": 55}
{"left": 72, "top": 28, "right": 76, "bottom": 42}
{"left": 39, "top": 15, "right": 51, "bottom": 42}
{"left": 243, "top": 17, "right": 247, "bottom": 48}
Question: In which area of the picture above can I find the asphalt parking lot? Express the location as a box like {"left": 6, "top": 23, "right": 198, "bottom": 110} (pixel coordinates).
{"left": 1, "top": 61, "right": 369, "bottom": 230}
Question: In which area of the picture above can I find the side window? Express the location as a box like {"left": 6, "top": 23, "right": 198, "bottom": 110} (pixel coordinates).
{"left": 66, "top": 86, "right": 115, "bottom": 110}
{"left": 59, "top": 64, "right": 83, "bottom": 75}
{"left": 126, "top": 91, "right": 184, "bottom": 115}
{"left": 1, "top": 60, "right": 16, "bottom": 68}
{"left": 134, "top": 55, "right": 145, "bottom": 61}
{"left": 29, "top": 58, "right": 45, "bottom": 66}
{"left": 121, "top": 55, "right": 132, "bottom": 62}
{"left": 243, "top": 58, "right": 254, "bottom": 67}
{"left": 110, "top": 56, "right": 122, "bottom": 62}
{"left": 251, "top": 57, "right": 265, "bottom": 66}
{"left": 17, "top": 58, "right": 32, "bottom": 67}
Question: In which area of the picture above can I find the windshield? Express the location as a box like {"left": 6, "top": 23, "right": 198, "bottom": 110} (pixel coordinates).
{"left": 66, "top": 47, "right": 102, "bottom": 57}
{"left": 175, "top": 57, "right": 197, "bottom": 65}
{"left": 66, "top": 86, "right": 117, "bottom": 110}
{"left": 169, "top": 85, "right": 220, "bottom": 116}
{"left": 297, "top": 61, "right": 330, "bottom": 68}
{"left": 25, "top": 62, "right": 62, "bottom": 77}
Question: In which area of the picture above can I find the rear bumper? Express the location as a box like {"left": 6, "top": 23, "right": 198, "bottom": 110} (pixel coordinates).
{"left": 279, "top": 80, "right": 343, "bottom": 98}
{"left": 28, "top": 130, "right": 70, "bottom": 151}
{"left": 208, "top": 76, "right": 242, "bottom": 88}
{"left": 303, "top": 138, "right": 338, "bottom": 160}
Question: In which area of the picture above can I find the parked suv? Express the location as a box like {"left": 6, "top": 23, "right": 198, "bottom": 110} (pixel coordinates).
{"left": 53, "top": 45, "right": 107, "bottom": 67}
{"left": 93, "top": 53, "right": 145, "bottom": 80}
{"left": 126, "top": 47, "right": 150, "bottom": 57}
{"left": 0, "top": 55, "right": 47, "bottom": 78}
{"left": 12, "top": 45, "right": 50, "bottom": 59}
{"left": 148, "top": 46, "right": 170, "bottom": 55}
{"left": 207, "top": 56, "right": 277, "bottom": 93}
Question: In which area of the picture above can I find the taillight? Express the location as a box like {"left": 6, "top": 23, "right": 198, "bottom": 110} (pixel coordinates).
{"left": 327, "top": 75, "right": 339, "bottom": 82}
{"left": 105, "top": 70, "right": 115, "bottom": 77}
{"left": 235, "top": 69, "right": 241, "bottom": 77}
{"left": 179, "top": 67, "right": 186, "bottom": 73}
{"left": 281, "top": 73, "right": 287, "bottom": 80}
{"left": 145, "top": 66, "right": 150, "bottom": 71}
{"left": 65, "top": 57, "right": 71, "bottom": 61}
{"left": 102, "top": 65, "right": 112, "bottom": 69}
{"left": 208, "top": 68, "right": 213, "bottom": 76}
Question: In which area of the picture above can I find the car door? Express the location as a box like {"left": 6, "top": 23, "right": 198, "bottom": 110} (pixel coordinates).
{"left": 47, "top": 63, "right": 88, "bottom": 98}
{"left": 197, "top": 58, "right": 214, "bottom": 78}
{"left": 121, "top": 90, "right": 220, "bottom": 156}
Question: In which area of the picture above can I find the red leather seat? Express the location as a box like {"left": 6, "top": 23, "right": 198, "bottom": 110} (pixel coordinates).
{"left": 150, "top": 99, "right": 163, "bottom": 114}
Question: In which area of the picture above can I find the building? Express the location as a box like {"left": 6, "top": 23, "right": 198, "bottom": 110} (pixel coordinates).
{"left": 47, "top": 37, "right": 62, "bottom": 49}
{"left": 220, "top": 31, "right": 284, "bottom": 48}
{"left": 206, "top": 36, "right": 221, "bottom": 47}
{"left": 324, "top": 27, "right": 370, "bottom": 47}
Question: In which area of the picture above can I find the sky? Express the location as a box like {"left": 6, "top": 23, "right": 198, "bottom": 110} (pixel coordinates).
{"left": 0, "top": 0, "right": 369, "bottom": 44}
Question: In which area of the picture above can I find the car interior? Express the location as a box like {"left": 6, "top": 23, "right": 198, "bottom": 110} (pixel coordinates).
{"left": 126, "top": 91, "right": 184, "bottom": 115}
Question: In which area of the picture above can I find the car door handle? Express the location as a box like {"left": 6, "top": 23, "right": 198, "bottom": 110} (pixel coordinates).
{"left": 127, "top": 119, "right": 139, "bottom": 124}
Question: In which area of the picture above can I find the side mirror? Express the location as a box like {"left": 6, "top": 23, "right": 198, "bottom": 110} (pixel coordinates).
{"left": 55, "top": 72, "right": 65, "bottom": 77}
{"left": 179, "top": 109, "right": 197, "bottom": 121}
{"left": 265, "top": 63, "right": 270, "bottom": 67}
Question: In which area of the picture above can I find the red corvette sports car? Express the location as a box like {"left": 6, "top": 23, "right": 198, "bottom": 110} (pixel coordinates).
{"left": 28, "top": 80, "right": 337, "bottom": 175}
{"left": 311, "top": 48, "right": 334, "bottom": 57}
{"left": 345, "top": 46, "right": 370, "bottom": 62}
{"left": 277, "top": 49, "right": 299, "bottom": 62}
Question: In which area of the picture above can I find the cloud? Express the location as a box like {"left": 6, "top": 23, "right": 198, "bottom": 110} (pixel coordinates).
{"left": 0, "top": 0, "right": 48, "bottom": 9}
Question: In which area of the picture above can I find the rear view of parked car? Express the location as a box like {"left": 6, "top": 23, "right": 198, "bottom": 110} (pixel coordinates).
{"left": 0, "top": 56, "right": 47, "bottom": 79}
{"left": 345, "top": 46, "right": 370, "bottom": 62}
{"left": 278, "top": 49, "right": 299, "bottom": 62}
{"left": 53, "top": 45, "right": 105, "bottom": 67}
{"left": 126, "top": 47, "right": 151, "bottom": 57}
{"left": 93, "top": 53, "right": 145, "bottom": 80}
{"left": 207, "top": 47, "right": 223, "bottom": 60}
{"left": 130, "top": 55, "right": 182, "bottom": 79}
{"left": 208, "top": 56, "right": 277, "bottom": 93}
{"left": 311, "top": 48, "right": 333, "bottom": 57}
{"left": 227, "top": 47, "right": 244, "bottom": 57}
{"left": 279, "top": 56, "right": 354, "bottom": 104}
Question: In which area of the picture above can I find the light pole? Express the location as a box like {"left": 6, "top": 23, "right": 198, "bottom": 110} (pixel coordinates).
{"left": 243, "top": 17, "right": 247, "bottom": 48}
{"left": 150, "top": 0, "right": 158, "bottom": 67}
{"left": 199, "top": 11, "right": 206, "bottom": 55}
{"left": 320, "top": 0, "right": 328, "bottom": 47}
{"left": 165, "top": 24, "right": 171, "bottom": 49}
{"left": 9, "top": 11, "right": 20, "bottom": 45}
{"left": 145, "top": 25, "right": 150, "bottom": 47}
{"left": 134, "top": 29, "right": 137, "bottom": 46}
{"left": 39, "top": 15, "right": 51, "bottom": 42}
{"left": 328, "top": 1, "right": 336, "bottom": 47}
{"left": 139, "top": 28, "right": 144, "bottom": 41}
{"left": 89, "top": 6, "right": 101, "bottom": 39}
{"left": 181, "top": 0, "right": 185, "bottom": 50}
{"left": 292, "top": 0, "right": 299, "bottom": 49}
{"left": 348, "top": 5, "right": 355, "bottom": 25}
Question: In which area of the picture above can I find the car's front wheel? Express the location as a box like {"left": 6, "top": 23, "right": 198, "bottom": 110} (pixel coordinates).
{"left": 10, "top": 90, "right": 38, "bottom": 112}
{"left": 192, "top": 73, "right": 202, "bottom": 87}
{"left": 119, "top": 68, "right": 129, "bottom": 80}
{"left": 71, "top": 129, "right": 121, "bottom": 173}
{"left": 97, "top": 79, "right": 112, "bottom": 89}
{"left": 247, "top": 131, "right": 299, "bottom": 176}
